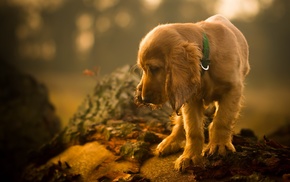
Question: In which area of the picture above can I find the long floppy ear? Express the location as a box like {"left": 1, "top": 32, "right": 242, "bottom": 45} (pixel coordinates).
{"left": 166, "top": 41, "right": 202, "bottom": 112}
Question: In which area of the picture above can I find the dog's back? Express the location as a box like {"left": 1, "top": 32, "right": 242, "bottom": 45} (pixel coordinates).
{"left": 205, "top": 14, "right": 250, "bottom": 77}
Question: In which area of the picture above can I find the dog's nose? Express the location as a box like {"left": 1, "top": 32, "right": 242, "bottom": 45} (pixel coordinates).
{"left": 142, "top": 96, "right": 151, "bottom": 103}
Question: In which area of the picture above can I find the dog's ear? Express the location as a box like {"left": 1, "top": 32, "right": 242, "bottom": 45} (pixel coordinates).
{"left": 166, "top": 41, "right": 202, "bottom": 112}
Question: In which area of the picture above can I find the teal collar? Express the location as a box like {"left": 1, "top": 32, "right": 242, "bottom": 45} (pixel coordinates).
{"left": 200, "top": 33, "right": 210, "bottom": 73}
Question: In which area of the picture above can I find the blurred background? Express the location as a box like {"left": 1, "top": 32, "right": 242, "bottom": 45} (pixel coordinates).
{"left": 1, "top": 0, "right": 289, "bottom": 136}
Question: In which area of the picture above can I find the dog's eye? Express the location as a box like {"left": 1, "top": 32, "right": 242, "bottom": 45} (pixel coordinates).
{"left": 148, "top": 66, "right": 159, "bottom": 74}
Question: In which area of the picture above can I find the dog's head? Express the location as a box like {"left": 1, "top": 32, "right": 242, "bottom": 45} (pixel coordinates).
{"left": 135, "top": 25, "right": 202, "bottom": 112}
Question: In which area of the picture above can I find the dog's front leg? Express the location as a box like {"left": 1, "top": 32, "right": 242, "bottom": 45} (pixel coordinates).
{"left": 203, "top": 85, "right": 242, "bottom": 155}
{"left": 174, "top": 99, "right": 204, "bottom": 172}
{"left": 156, "top": 114, "right": 185, "bottom": 156}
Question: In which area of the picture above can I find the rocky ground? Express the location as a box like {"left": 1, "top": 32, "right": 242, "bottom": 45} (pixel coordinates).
{"left": 17, "top": 65, "right": 290, "bottom": 182}
{"left": 0, "top": 61, "right": 61, "bottom": 181}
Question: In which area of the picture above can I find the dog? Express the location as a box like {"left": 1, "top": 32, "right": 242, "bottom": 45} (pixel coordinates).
{"left": 135, "top": 14, "right": 250, "bottom": 172}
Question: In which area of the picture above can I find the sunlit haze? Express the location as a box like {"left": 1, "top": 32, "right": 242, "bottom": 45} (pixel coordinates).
{"left": 215, "top": 0, "right": 273, "bottom": 21}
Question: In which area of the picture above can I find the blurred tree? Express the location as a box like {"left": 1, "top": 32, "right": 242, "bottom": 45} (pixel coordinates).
{"left": 254, "top": 0, "right": 290, "bottom": 80}
{"left": 0, "top": 0, "right": 289, "bottom": 79}
{"left": 0, "top": 2, "right": 23, "bottom": 62}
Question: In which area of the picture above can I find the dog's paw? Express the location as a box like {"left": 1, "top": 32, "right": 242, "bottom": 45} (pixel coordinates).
{"left": 203, "top": 141, "right": 236, "bottom": 156}
{"left": 174, "top": 154, "right": 204, "bottom": 172}
{"left": 156, "top": 137, "right": 184, "bottom": 156}
{"left": 174, "top": 154, "right": 191, "bottom": 172}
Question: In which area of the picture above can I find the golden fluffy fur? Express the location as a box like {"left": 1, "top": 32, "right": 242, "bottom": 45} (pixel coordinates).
{"left": 135, "top": 15, "right": 250, "bottom": 172}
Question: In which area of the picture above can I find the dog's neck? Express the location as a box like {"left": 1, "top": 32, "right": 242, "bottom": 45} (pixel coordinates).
{"left": 200, "top": 33, "right": 210, "bottom": 75}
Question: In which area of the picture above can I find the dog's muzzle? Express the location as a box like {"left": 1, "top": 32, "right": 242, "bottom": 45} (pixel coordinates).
{"left": 134, "top": 85, "right": 144, "bottom": 106}
{"left": 134, "top": 86, "right": 158, "bottom": 107}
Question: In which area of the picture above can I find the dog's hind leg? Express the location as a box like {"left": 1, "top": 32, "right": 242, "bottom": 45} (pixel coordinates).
{"left": 156, "top": 113, "right": 185, "bottom": 156}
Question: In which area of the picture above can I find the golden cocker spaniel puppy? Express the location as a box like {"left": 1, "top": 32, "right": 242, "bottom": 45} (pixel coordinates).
{"left": 135, "top": 14, "right": 250, "bottom": 172}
